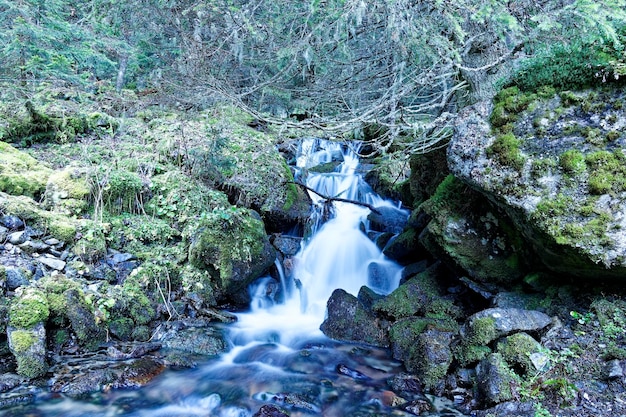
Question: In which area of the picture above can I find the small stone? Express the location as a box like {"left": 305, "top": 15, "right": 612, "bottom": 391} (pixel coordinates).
{"left": 530, "top": 352, "right": 550, "bottom": 372}
{"left": 110, "top": 252, "right": 136, "bottom": 264}
{"left": 60, "top": 250, "right": 70, "bottom": 261}
{"left": 606, "top": 359, "right": 623, "bottom": 379}
{"left": 5, "top": 267, "right": 29, "bottom": 290}
{"left": 0, "top": 215, "right": 24, "bottom": 229}
{"left": 8, "top": 231, "right": 29, "bottom": 245}
{"left": 18, "top": 240, "right": 50, "bottom": 254}
{"left": 44, "top": 238, "right": 61, "bottom": 246}
{"left": 39, "top": 257, "right": 66, "bottom": 271}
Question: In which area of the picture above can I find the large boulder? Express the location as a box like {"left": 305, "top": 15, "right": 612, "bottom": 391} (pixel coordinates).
{"left": 448, "top": 86, "right": 626, "bottom": 279}
{"left": 157, "top": 107, "right": 312, "bottom": 232}
{"left": 0, "top": 141, "right": 52, "bottom": 199}
{"left": 188, "top": 206, "right": 276, "bottom": 305}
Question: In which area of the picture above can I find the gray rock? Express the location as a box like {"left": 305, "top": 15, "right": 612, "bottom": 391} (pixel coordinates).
{"left": 18, "top": 240, "right": 50, "bottom": 254}
{"left": 320, "top": 289, "right": 389, "bottom": 347}
{"left": 0, "top": 225, "right": 7, "bottom": 242}
{"left": 271, "top": 234, "right": 302, "bottom": 256}
{"left": 253, "top": 405, "right": 290, "bottom": 417}
{"left": 606, "top": 359, "right": 624, "bottom": 379}
{"left": 411, "top": 329, "right": 454, "bottom": 391}
{"left": 38, "top": 256, "right": 66, "bottom": 271}
{"left": 7, "top": 323, "right": 48, "bottom": 379}
{"left": 155, "top": 323, "right": 227, "bottom": 357}
{"left": 463, "top": 308, "right": 552, "bottom": 343}
{"left": 109, "top": 252, "right": 136, "bottom": 264}
{"left": 0, "top": 373, "right": 23, "bottom": 393}
{"left": 8, "top": 231, "right": 29, "bottom": 245}
{"left": 44, "top": 238, "right": 61, "bottom": 246}
{"left": 367, "top": 206, "right": 409, "bottom": 234}
{"left": 476, "top": 353, "right": 518, "bottom": 405}
{"left": 0, "top": 215, "right": 24, "bottom": 229}
{"left": 5, "top": 267, "right": 29, "bottom": 290}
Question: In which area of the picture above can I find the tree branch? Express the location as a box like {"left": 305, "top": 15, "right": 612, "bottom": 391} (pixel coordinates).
{"left": 288, "top": 181, "right": 382, "bottom": 215}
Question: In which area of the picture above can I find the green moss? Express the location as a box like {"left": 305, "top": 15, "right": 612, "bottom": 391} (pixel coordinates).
{"left": 559, "top": 150, "right": 586, "bottom": 175}
{"left": 9, "top": 329, "right": 36, "bottom": 353}
{"left": 591, "top": 299, "right": 626, "bottom": 340}
{"left": 72, "top": 221, "right": 107, "bottom": 262}
{"left": 282, "top": 160, "right": 299, "bottom": 211}
{"left": 585, "top": 150, "right": 626, "bottom": 195}
{"left": 496, "top": 333, "right": 541, "bottom": 374}
{"left": 43, "top": 165, "right": 91, "bottom": 215}
{"left": 456, "top": 344, "right": 492, "bottom": 367}
{"left": 467, "top": 317, "right": 497, "bottom": 346}
{"left": 487, "top": 133, "right": 525, "bottom": 170}
{"left": 94, "top": 168, "right": 145, "bottom": 215}
{"left": 9, "top": 288, "right": 50, "bottom": 329}
{"left": 146, "top": 170, "right": 229, "bottom": 228}
{"left": 0, "top": 141, "right": 52, "bottom": 198}
{"left": 15, "top": 354, "right": 48, "bottom": 379}
{"left": 187, "top": 206, "right": 270, "bottom": 291}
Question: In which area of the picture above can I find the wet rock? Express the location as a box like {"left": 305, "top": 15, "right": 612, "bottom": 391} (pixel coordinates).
{"left": 382, "top": 228, "right": 423, "bottom": 265}
{"left": 388, "top": 373, "right": 423, "bottom": 395}
{"left": 157, "top": 326, "right": 227, "bottom": 357}
{"left": 260, "top": 392, "right": 321, "bottom": 413}
{"left": 336, "top": 363, "right": 371, "bottom": 380}
{"left": 253, "top": 404, "right": 290, "bottom": 417}
{"left": 403, "top": 397, "right": 433, "bottom": 415}
{"left": 108, "top": 251, "right": 136, "bottom": 264}
{"left": 476, "top": 353, "right": 519, "bottom": 405}
{"left": 0, "top": 215, "right": 24, "bottom": 230}
{"left": 462, "top": 308, "right": 552, "bottom": 343}
{"left": 0, "top": 392, "right": 34, "bottom": 409}
{"left": 106, "top": 342, "right": 162, "bottom": 360}
{"left": 320, "top": 289, "right": 389, "bottom": 347}
{"left": 367, "top": 206, "right": 408, "bottom": 234}
{"left": 271, "top": 235, "right": 302, "bottom": 257}
{"left": 50, "top": 357, "right": 166, "bottom": 396}
{"left": 0, "top": 374, "right": 22, "bottom": 393}
{"left": 65, "top": 289, "right": 105, "bottom": 350}
{"left": 400, "top": 260, "right": 429, "bottom": 283}
{"left": 38, "top": 256, "right": 66, "bottom": 271}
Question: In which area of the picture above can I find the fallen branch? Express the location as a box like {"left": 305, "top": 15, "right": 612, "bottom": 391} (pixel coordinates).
{"left": 289, "top": 181, "right": 381, "bottom": 215}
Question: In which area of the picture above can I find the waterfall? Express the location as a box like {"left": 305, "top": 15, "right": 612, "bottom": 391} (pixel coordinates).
{"left": 230, "top": 138, "right": 405, "bottom": 347}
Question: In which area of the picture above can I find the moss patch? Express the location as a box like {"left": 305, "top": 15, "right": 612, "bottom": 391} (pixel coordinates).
{"left": 0, "top": 141, "right": 53, "bottom": 198}
{"left": 9, "top": 288, "right": 50, "bottom": 329}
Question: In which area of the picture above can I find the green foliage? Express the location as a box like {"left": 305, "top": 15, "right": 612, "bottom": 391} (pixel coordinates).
{"left": 585, "top": 150, "right": 626, "bottom": 195}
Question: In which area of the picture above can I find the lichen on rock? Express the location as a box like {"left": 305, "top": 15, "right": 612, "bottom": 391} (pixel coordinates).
{"left": 448, "top": 86, "right": 626, "bottom": 278}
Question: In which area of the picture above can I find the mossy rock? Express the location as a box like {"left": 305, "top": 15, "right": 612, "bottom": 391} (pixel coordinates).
{"left": 0, "top": 192, "right": 79, "bottom": 242}
{"left": 9, "top": 287, "right": 50, "bottom": 329}
{"left": 419, "top": 175, "right": 527, "bottom": 284}
{"left": 43, "top": 164, "right": 91, "bottom": 215}
{"left": 0, "top": 141, "right": 52, "bottom": 198}
{"left": 7, "top": 323, "right": 48, "bottom": 378}
{"left": 476, "top": 353, "right": 520, "bottom": 405}
{"left": 496, "top": 332, "right": 542, "bottom": 374}
{"left": 187, "top": 206, "right": 276, "bottom": 304}
{"left": 449, "top": 87, "right": 626, "bottom": 278}
{"left": 372, "top": 264, "right": 460, "bottom": 321}
{"left": 145, "top": 170, "right": 230, "bottom": 228}
{"left": 156, "top": 106, "right": 312, "bottom": 232}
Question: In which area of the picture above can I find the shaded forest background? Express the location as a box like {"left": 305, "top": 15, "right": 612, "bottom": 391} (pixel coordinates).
{"left": 1, "top": 0, "right": 626, "bottom": 157}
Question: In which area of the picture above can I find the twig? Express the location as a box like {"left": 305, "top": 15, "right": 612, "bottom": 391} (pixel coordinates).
{"left": 288, "top": 181, "right": 382, "bottom": 215}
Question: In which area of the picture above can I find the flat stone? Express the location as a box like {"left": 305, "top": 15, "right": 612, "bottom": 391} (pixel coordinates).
{"left": 464, "top": 308, "right": 552, "bottom": 342}
{"left": 39, "top": 257, "right": 66, "bottom": 271}
{"left": 5, "top": 267, "right": 29, "bottom": 290}
{"left": 44, "top": 238, "right": 61, "bottom": 246}
{"left": 110, "top": 252, "right": 136, "bottom": 264}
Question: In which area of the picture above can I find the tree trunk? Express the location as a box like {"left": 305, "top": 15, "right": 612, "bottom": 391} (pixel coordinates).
{"left": 116, "top": 54, "right": 128, "bottom": 92}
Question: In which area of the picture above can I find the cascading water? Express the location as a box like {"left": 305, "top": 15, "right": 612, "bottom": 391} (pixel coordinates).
{"left": 5, "top": 138, "right": 465, "bottom": 417}
{"left": 230, "top": 138, "right": 403, "bottom": 347}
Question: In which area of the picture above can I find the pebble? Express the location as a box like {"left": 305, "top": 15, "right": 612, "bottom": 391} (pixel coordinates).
{"left": 8, "top": 231, "right": 29, "bottom": 245}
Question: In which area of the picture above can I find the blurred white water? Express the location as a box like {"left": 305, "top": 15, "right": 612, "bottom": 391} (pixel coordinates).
{"left": 229, "top": 138, "right": 405, "bottom": 347}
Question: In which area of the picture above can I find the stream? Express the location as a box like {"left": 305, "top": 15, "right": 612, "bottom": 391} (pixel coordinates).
{"left": 1, "top": 139, "right": 465, "bottom": 417}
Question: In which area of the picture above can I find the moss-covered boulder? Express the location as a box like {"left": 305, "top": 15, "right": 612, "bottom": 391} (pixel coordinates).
{"left": 418, "top": 175, "right": 527, "bottom": 284}
{"left": 320, "top": 288, "right": 389, "bottom": 347}
{"left": 7, "top": 287, "right": 50, "bottom": 378}
{"left": 476, "top": 353, "right": 520, "bottom": 405}
{"left": 449, "top": 87, "right": 626, "bottom": 278}
{"left": 0, "top": 141, "right": 52, "bottom": 199}
{"left": 155, "top": 107, "right": 312, "bottom": 232}
{"left": 372, "top": 264, "right": 460, "bottom": 321}
{"left": 188, "top": 206, "right": 276, "bottom": 304}
{"left": 43, "top": 164, "right": 91, "bottom": 215}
